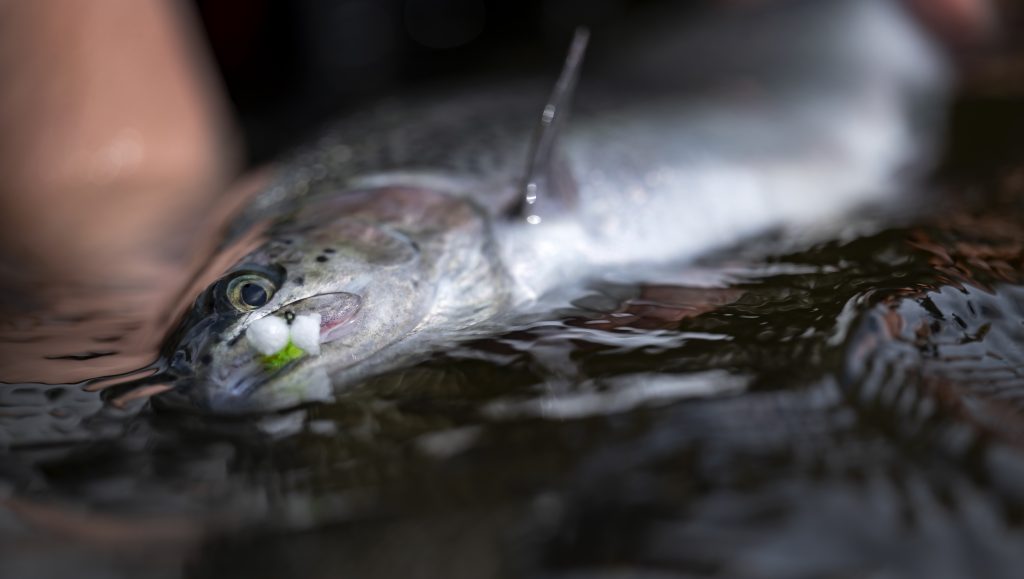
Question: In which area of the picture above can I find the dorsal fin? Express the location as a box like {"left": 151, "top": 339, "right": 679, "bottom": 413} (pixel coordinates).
{"left": 509, "top": 27, "right": 590, "bottom": 224}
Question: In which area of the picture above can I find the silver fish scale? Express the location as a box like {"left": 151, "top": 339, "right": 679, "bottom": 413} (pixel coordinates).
{"left": 229, "top": 85, "right": 548, "bottom": 239}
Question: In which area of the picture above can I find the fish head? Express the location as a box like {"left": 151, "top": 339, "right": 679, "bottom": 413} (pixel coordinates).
{"left": 158, "top": 210, "right": 435, "bottom": 414}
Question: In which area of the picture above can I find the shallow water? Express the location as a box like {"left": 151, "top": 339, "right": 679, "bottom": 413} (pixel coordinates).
{"left": 6, "top": 193, "right": 1024, "bottom": 577}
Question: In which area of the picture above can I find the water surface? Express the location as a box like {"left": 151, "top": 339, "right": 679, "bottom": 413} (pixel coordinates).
{"left": 6, "top": 191, "right": 1024, "bottom": 578}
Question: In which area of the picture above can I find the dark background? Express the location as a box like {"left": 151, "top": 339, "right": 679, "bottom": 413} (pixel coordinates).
{"left": 193, "top": 0, "right": 1024, "bottom": 187}
{"left": 193, "top": 0, "right": 700, "bottom": 164}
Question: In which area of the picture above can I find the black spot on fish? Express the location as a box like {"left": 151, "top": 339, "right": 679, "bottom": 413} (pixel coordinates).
{"left": 324, "top": 248, "right": 336, "bottom": 254}
{"left": 293, "top": 276, "right": 305, "bottom": 286}
{"left": 282, "top": 238, "right": 294, "bottom": 245}
{"left": 44, "top": 351, "right": 118, "bottom": 361}
{"left": 200, "top": 354, "right": 213, "bottom": 365}
{"left": 410, "top": 241, "right": 421, "bottom": 253}
{"left": 316, "top": 255, "right": 329, "bottom": 263}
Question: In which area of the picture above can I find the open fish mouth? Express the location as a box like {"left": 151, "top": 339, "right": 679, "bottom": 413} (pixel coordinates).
{"left": 153, "top": 292, "right": 362, "bottom": 413}
{"left": 180, "top": 351, "right": 331, "bottom": 414}
{"left": 159, "top": 362, "right": 333, "bottom": 415}
{"left": 314, "top": 293, "right": 363, "bottom": 342}
{"left": 245, "top": 292, "right": 363, "bottom": 354}
{"left": 227, "top": 292, "right": 361, "bottom": 389}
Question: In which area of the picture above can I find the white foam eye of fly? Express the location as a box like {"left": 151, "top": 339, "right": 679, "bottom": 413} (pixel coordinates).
{"left": 290, "top": 313, "right": 322, "bottom": 356}
{"left": 247, "top": 315, "right": 290, "bottom": 355}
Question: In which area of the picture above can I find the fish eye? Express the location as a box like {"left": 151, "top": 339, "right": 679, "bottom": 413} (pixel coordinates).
{"left": 226, "top": 274, "right": 276, "bottom": 312}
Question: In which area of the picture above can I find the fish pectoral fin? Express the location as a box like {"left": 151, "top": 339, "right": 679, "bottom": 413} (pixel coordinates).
{"left": 506, "top": 27, "right": 588, "bottom": 225}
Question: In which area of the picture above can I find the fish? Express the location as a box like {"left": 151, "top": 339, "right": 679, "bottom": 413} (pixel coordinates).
{"left": 147, "top": 0, "right": 951, "bottom": 413}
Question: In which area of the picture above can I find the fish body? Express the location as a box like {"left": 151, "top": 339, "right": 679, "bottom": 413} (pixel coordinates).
{"left": 158, "top": 0, "right": 950, "bottom": 413}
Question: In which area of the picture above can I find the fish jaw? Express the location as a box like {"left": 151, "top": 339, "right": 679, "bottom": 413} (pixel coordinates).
{"left": 244, "top": 292, "right": 362, "bottom": 357}
{"left": 164, "top": 292, "right": 362, "bottom": 413}
{"left": 174, "top": 345, "right": 333, "bottom": 415}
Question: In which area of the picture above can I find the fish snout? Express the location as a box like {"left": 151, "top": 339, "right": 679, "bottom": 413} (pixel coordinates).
{"left": 158, "top": 292, "right": 360, "bottom": 414}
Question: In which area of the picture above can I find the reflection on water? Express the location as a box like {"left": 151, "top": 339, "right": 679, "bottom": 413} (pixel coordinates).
{"left": 0, "top": 172, "right": 270, "bottom": 387}
{"left": 6, "top": 201, "right": 1024, "bottom": 577}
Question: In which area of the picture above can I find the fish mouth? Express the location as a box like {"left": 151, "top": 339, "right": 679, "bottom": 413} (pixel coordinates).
{"left": 276, "top": 291, "right": 363, "bottom": 343}
{"left": 192, "top": 352, "right": 320, "bottom": 414}
{"left": 164, "top": 291, "right": 363, "bottom": 414}
{"left": 187, "top": 361, "right": 332, "bottom": 415}
{"left": 316, "top": 294, "right": 362, "bottom": 342}
{"left": 223, "top": 292, "right": 359, "bottom": 406}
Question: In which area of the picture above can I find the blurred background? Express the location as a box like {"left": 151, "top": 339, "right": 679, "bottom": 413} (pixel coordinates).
{"left": 194, "top": 0, "right": 699, "bottom": 164}
{"left": 8, "top": 3, "right": 1024, "bottom": 579}
{"left": 191, "top": 0, "right": 1021, "bottom": 169}
{"left": 1, "top": 0, "right": 1023, "bottom": 393}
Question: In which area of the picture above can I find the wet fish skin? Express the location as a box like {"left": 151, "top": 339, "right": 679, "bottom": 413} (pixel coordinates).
{"left": 161, "top": 187, "right": 512, "bottom": 413}
{"left": 160, "top": 0, "right": 950, "bottom": 413}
